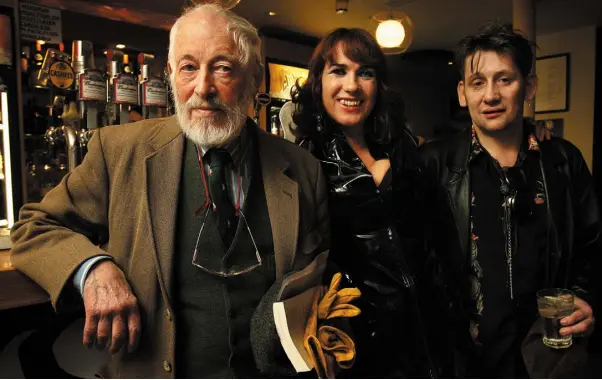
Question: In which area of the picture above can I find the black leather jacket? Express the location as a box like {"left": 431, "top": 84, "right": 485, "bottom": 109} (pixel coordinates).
{"left": 300, "top": 129, "right": 440, "bottom": 378}
{"left": 419, "top": 125, "right": 601, "bottom": 376}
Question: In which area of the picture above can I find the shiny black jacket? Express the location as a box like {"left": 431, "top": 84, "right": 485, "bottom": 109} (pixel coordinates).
{"left": 419, "top": 126, "right": 601, "bottom": 376}
{"left": 300, "top": 129, "right": 442, "bottom": 378}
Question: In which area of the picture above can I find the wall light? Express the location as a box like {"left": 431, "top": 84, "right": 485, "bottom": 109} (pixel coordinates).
{"left": 268, "top": 11, "right": 276, "bottom": 16}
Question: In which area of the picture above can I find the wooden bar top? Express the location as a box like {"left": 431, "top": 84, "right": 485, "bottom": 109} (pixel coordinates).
{"left": 0, "top": 249, "right": 50, "bottom": 310}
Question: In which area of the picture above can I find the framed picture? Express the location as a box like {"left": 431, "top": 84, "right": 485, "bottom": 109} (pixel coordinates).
{"left": 535, "top": 53, "right": 569, "bottom": 113}
{"left": 536, "top": 118, "right": 564, "bottom": 138}
{"left": 0, "top": 12, "right": 13, "bottom": 66}
{"left": 265, "top": 58, "right": 309, "bottom": 101}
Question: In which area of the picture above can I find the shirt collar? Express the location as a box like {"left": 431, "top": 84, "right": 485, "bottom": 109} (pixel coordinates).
{"left": 198, "top": 124, "right": 249, "bottom": 168}
{"left": 469, "top": 123, "right": 540, "bottom": 163}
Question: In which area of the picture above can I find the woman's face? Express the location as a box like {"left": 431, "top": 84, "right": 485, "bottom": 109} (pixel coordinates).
{"left": 321, "top": 43, "right": 377, "bottom": 130}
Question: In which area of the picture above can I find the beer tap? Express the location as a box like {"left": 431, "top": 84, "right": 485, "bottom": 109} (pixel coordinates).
{"left": 138, "top": 53, "right": 168, "bottom": 119}
{"left": 106, "top": 49, "right": 138, "bottom": 125}
{"left": 73, "top": 41, "right": 105, "bottom": 131}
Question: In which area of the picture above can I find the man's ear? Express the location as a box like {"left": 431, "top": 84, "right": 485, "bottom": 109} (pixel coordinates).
{"left": 525, "top": 73, "right": 537, "bottom": 103}
{"left": 167, "top": 62, "right": 173, "bottom": 76}
{"left": 457, "top": 81, "right": 467, "bottom": 107}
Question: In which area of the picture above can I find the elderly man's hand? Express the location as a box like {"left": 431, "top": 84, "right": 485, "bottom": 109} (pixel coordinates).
{"left": 82, "top": 260, "right": 141, "bottom": 354}
{"left": 559, "top": 296, "right": 595, "bottom": 336}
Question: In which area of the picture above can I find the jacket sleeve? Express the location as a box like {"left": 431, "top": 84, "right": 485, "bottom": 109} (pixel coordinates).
{"left": 10, "top": 129, "right": 111, "bottom": 312}
{"left": 563, "top": 141, "right": 601, "bottom": 306}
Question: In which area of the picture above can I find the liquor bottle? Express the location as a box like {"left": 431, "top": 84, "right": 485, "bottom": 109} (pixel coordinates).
{"left": 270, "top": 114, "right": 280, "bottom": 136}
{"left": 29, "top": 41, "right": 45, "bottom": 88}
{"left": 33, "top": 40, "right": 44, "bottom": 68}
{"left": 122, "top": 54, "right": 133, "bottom": 75}
{"left": 21, "top": 46, "right": 30, "bottom": 74}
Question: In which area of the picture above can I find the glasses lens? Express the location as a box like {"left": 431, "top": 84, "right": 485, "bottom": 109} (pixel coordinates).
{"left": 192, "top": 209, "right": 262, "bottom": 277}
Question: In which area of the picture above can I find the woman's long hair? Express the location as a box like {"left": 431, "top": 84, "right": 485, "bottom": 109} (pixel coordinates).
{"left": 292, "top": 28, "right": 405, "bottom": 146}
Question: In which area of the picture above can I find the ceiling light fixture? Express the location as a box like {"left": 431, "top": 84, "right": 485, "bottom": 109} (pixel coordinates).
{"left": 372, "top": 10, "right": 413, "bottom": 54}
{"left": 376, "top": 20, "right": 405, "bottom": 48}
{"left": 335, "top": 0, "right": 348, "bottom": 14}
{"left": 116, "top": 44, "right": 126, "bottom": 49}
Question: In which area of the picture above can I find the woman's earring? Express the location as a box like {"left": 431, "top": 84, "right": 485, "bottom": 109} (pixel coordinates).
{"left": 316, "top": 114, "right": 323, "bottom": 132}
{"left": 525, "top": 100, "right": 532, "bottom": 107}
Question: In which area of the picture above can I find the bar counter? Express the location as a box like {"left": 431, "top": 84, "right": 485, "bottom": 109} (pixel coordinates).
{"left": 0, "top": 249, "right": 50, "bottom": 310}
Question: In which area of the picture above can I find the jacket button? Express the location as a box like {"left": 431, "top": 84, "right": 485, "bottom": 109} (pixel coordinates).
{"left": 163, "top": 360, "right": 172, "bottom": 373}
{"left": 166, "top": 309, "right": 172, "bottom": 322}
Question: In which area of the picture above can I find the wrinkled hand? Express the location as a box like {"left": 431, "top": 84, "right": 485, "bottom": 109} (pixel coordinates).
{"left": 82, "top": 260, "right": 141, "bottom": 354}
{"left": 560, "top": 297, "right": 594, "bottom": 336}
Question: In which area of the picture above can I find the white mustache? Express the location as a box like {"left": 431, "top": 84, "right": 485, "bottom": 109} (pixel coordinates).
{"left": 185, "top": 95, "right": 227, "bottom": 112}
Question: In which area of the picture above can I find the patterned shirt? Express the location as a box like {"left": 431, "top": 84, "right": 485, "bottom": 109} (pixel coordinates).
{"left": 467, "top": 126, "right": 543, "bottom": 346}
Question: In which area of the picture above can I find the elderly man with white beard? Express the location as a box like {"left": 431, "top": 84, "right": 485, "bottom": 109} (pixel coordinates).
{"left": 10, "top": 4, "right": 331, "bottom": 378}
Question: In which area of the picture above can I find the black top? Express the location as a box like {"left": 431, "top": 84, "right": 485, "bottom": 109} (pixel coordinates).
{"left": 301, "top": 129, "right": 437, "bottom": 378}
{"left": 468, "top": 131, "right": 547, "bottom": 378}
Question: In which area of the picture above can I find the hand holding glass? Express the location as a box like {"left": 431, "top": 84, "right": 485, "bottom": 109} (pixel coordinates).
{"left": 537, "top": 288, "right": 575, "bottom": 349}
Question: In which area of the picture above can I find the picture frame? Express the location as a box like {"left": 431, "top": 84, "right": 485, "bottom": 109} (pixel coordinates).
{"left": 535, "top": 53, "right": 569, "bottom": 113}
{"left": 265, "top": 58, "right": 309, "bottom": 101}
{"left": 0, "top": 11, "right": 13, "bottom": 66}
{"left": 536, "top": 118, "right": 564, "bottom": 138}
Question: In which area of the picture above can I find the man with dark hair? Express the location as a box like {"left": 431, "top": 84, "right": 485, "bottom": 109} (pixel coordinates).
{"left": 420, "top": 22, "right": 599, "bottom": 377}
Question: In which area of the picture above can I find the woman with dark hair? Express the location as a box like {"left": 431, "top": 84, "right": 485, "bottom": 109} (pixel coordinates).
{"left": 292, "top": 28, "right": 443, "bottom": 378}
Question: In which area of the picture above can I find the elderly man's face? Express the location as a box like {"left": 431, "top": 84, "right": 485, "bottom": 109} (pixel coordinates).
{"left": 169, "top": 13, "right": 250, "bottom": 147}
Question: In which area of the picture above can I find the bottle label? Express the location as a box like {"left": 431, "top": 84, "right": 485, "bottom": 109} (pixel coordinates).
{"left": 49, "top": 60, "right": 75, "bottom": 89}
{"left": 142, "top": 78, "right": 167, "bottom": 107}
{"left": 113, "top": 74, "right": 138, "bottom": 104}
{"left": 79, "top": 70, "right": 106, "bottom": 101}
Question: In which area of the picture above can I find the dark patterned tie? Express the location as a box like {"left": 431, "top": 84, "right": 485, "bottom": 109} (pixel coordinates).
{"left": 206, "top": 149, "right": 237, "bottom": 247}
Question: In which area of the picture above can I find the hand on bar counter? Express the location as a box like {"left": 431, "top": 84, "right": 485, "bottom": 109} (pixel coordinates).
{"left": 82, "top": 260, "right": 141, "bottom": 354}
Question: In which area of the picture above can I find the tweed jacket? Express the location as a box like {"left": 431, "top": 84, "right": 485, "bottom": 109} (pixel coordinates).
{"left": 10, "top": 116, "right": 330, "bottom": 378}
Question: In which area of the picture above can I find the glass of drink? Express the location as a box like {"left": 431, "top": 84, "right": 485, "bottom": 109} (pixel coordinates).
{"left": 536, "top": 288, "right": 575, "bottom": 349}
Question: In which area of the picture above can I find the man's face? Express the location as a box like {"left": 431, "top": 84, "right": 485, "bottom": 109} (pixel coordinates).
{"left": 168, "top": 13, "right": 250, "bottom": 147}
{"left": 457, "top": 50, "right": 536, "bottom": 134}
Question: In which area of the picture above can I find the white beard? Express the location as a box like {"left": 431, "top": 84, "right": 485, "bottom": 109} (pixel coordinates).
{"left": 172, "top": 80, "right": 249, "bottom": 148}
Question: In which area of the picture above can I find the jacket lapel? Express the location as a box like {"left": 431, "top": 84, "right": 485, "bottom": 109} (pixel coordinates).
{"left": 538, "top": 140, "right": 570, "bottom": 286}
{"left": 446, "top": 128, "right": 473, "bottom": 262}
{"left": 257, "top": 131, "right": 299, "bottom": 282}
{"left": 143, "top": 116, "right": 184, "bottom": 304}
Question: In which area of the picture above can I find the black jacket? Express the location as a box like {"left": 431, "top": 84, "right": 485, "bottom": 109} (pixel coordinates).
{"left": 300, "top": 128, "right": 440, "bottom": 378}
{"left": 418, "top": 126, "right": 601, "bottom": 375}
